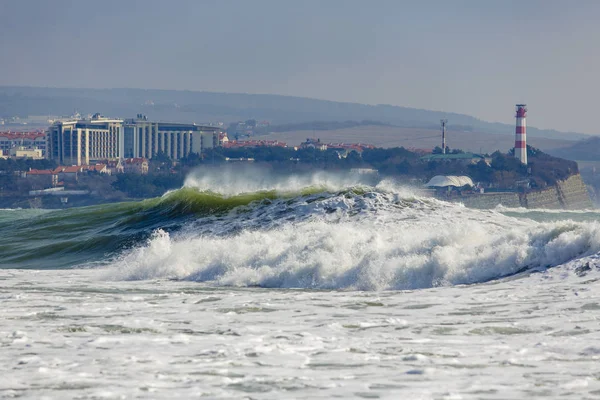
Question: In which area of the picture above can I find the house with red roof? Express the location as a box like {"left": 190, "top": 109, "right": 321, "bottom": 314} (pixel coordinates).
{"left": 82, "top": 164, "right": 109, "bottom": 175}
{"left": 124, "top": 158, "right": 149, "bottom": 175}
{"left": 26, "top": 169, "right": 59, "bottom": 188}
{"left": 52, "top": 165, "right": 85, "bottom": 182}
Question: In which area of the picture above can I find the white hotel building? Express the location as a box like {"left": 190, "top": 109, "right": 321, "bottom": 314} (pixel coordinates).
{"left": 47, "top": 114, "right": 220, "bottom": 165}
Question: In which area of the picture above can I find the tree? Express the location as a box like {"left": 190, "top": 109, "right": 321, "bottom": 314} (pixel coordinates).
{"left": 149, "top": 151, "right": 172, "bottom": 173}
{"left": 152, "top": 151, "right": 171, "bottom": 164}
{"left": 344, "top": 150, "right": 363, "bottom": 167}
{"left": 396, "top": 159, "right": 412, "bottom": 174}
{"left": 112, "top": 174, "right": 184, "bottom": 198}
{"left": 432, "top": 146, "right": 450, "bottom": 154}
{"left": 0, "top": 158, "right": 57, "bottom": 173}
{"left": 468, "top": 160, "right": 493, "bottom": 183}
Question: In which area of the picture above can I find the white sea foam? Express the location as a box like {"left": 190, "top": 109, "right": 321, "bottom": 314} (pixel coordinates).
{"left": 104, "top": 188, "right": 600, "bottom": 290}
{"left": 3, "top": 260, "right": 600, "bottom": 399}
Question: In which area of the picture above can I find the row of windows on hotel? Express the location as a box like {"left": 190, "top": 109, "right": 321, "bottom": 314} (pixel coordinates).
{"left": 49, "top": 129, "right": 120, "bottom": 165}
{"left": 0, "top": 138, "right": 46, "bottom": 152}
{"left": 123, "top": 126, "right": 217, "bottom": 160}
{"left": 48, "top": 123, "right": 218, "bottom": 166}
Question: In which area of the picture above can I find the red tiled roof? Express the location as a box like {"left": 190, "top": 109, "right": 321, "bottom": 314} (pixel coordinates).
{"left": 27, "top": 169, "right": 55, "bottom": 175}
{"left": 52, "top": 164, "right": 109, "bottom": 174}
{"left": 53, "top": 166, "right": 82, "bottom": 173}
{"left": 0, "top": 131, "right": 46, "bottom": 140}
{"left": 63, "top": 166, "right": 81, "bottom": 173}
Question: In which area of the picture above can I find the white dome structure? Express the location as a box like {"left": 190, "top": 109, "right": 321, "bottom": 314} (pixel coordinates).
{"left": 425, "top": 175, "right": 474, "bottom": 188}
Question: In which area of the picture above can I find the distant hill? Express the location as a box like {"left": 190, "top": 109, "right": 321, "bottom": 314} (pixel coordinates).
{"left": 548, "top": 136, "right": 600, "bottom": 161}
{"left": 0, "top": 86, "right": 589, "bottom": 141}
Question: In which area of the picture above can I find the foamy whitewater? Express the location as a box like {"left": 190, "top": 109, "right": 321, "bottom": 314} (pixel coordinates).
{"left": 1, "top": 169, "right": 600, "bottom": 399}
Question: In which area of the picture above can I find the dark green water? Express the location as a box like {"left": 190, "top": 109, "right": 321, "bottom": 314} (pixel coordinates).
{"left": 0, "top": 188, "right": 282, "bottom": 269}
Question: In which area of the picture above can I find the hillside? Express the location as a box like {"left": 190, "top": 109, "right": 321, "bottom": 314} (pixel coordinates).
{"left": 0, "top": 86, "right": 589, "bottom": 141}
{"left": 254, "top": 125, "right": 574, "bottom": 154}
{"left": 548, "top": 136, "right": 600, "bottom": 161}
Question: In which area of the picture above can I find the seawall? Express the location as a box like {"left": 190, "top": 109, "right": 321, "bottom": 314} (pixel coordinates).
{"left": 453, "top": 174, "right": 593, "bottom": 210}
{"left": 556, "top": 174, "right": 594, "bottom": 210}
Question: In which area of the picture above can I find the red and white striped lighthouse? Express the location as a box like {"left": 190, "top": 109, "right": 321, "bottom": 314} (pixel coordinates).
{"left": 515, "top": 104, "right": 527, "bottom": 165}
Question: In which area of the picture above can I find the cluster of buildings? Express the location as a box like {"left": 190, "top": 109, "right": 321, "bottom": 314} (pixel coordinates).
{"left": 228, "top": 120, "right": 270, "bottom": 138}
{"left": 27, "top": 165, "right": 106, "bottom": 188}
{"left": 2, "top": 114, "right": 222, "bottom": 166}
{"left": 0, "top": 131, "right": 46, "bottom": 159}
{"left": 299, "top": 138, "right": 375, "bottom": 158}
{"left": 3, "top": 114, "right": 378, "bottom": 172}
{"left": 4, "top": 103, "right": 531, "bottom": 174}
{"left": 300, "top": 138, "right": 375, "bottom": 152}
{"left": 25, "top": 159, "right": 150, "bottom": 188}
{"left": 223, "top": 139, "right": 287, "bottom": 148}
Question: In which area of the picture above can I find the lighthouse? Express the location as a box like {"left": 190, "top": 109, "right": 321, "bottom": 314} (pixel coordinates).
{"left": 515, "top": 104, "right": 527, "bottom": 165}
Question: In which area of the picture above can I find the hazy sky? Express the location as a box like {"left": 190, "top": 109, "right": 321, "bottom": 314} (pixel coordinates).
{"left": 0, "top": 0, "right": 599, "bottom": 134}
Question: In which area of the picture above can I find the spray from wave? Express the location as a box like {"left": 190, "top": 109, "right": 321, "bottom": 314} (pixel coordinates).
{"left": 182, "top": 165, "right": 383, "bottom": 196}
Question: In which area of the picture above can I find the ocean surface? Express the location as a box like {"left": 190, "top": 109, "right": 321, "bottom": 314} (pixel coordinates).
{"left": 1, "top": 169, "right": 600, "bottom": 399}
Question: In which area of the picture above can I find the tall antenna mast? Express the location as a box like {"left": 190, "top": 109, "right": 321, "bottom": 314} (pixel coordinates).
{"left": 440, "top": 119, "right": 448, "bottom": 154}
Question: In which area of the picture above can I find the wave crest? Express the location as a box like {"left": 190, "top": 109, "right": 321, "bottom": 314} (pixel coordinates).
{"left": 104, "top": 190, "right": 600, "bottom": 290}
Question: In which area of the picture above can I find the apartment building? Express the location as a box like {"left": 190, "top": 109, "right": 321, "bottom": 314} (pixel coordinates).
{"left": 0, "top": 131, "right": 46, "bottom": 156}
{"left": 47, "top": 114, "right": 123, "bottom": 165}
{"left": 47, "top": 114, "right": 220, "bottom": 165}
{"left": 122, "top": 115, "right": 219, "bottom": 160}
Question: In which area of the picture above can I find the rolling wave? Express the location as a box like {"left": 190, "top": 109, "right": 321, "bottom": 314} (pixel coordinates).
{"left": 2, "top": 169, "right": 599, "bottom": 291}
{"left": 103, "top": 188, "right": 600, "bottom": 290}
{"left": 0, "top": 169, "right": 378, "bottom": 269}
{"left": 0, "top": 187, "right": 290, "bottom": 269}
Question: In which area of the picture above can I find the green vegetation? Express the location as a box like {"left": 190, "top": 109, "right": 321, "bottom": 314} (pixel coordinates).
{"left": 418, "top": 146, "right": 576, "bottom": 189}
{"left": 112, "top": 174, "right": 184, "bottom": 198}
{"left": 432, "top": 146, "right": 464, "bottom": 154}
{"left": 178, "top": 146, "right": 366, "bottom": 170}
{"left": 0, "top": 158, "right": 57, "bottom": 173}
{"left": 0, "top": 158, "right": 58, "bottom": 199}
{"left": 108, "top": 155, "right": 184, "bottom": 198}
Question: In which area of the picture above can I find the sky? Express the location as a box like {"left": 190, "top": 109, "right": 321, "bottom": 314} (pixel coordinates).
{"left": 0, "top": 0, "right": 599, "bottom": 134}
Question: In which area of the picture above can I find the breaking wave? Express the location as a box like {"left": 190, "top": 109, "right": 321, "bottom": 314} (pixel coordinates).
{"left": 103, "top": 173, "right": 600, "bottom": 290}
{"left": 3, "top": 168, "right": 600, "bottom": 290}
